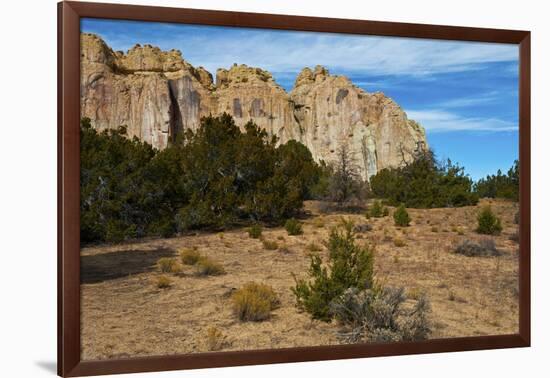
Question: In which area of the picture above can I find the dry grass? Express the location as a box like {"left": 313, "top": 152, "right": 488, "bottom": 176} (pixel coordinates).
{"left": 180, "top": 248, "right": 201, "bottom": 265}
{"left": 205, "top": 326, "right": 226, "bottom": 351}
{"left": 306, "top": 242, "right": 322, "bottom": 252}
{"left": 232, "top": 282, "right": 280, "bottom": 321}
{"left": 156, "top": 275, "right": 172, "bottom": 289}
{"left": 157, "top": 257, "right": 180, "bottom": 273}
{"left": 81, "top": 199, "right": 519, "bottom": 360}
{"left": 262, "top": 240, "right": 279, "bottom": 250}
{"left": 196, "top": 256, "right": 225, "bottom": 276}
{"left": 393, "top": 238, "right": 407, "bottom": 247}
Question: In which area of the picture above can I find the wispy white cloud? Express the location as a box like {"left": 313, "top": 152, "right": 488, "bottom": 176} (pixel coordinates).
{"left": 434, "top": 91, "right": 504, "bottom": 108}
{"left": 85, "top": 21, "right": 519, "bottom": 79}
{"left": 406, "top": 109, "right": 517, "bottom": 133}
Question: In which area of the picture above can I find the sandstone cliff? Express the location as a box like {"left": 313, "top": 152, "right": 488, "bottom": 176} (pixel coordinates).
{"left": 80, "top": 33, "right": 427, "bottom": 179}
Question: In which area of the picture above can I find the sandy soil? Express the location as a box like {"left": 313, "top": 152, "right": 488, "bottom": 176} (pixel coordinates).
{"left": 80, "top": 199, "right": 519, "bottom": 360}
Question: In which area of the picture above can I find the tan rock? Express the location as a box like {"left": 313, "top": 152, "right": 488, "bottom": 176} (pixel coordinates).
{"left": 80, "top": 33, "right": 427, "bottom": 179}
{"left": 290, "top": 66, "right": 427, "bottom": 179}
{"left": 213, "top": 64, "right": 297, "bottom": 142}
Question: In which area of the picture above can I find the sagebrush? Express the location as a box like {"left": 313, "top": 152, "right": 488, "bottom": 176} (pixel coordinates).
{"left": 453, "top": 238, "right": 501, "bottom": 257}
{"left": 329, "top": 287, "right": 431, "bottom": 343}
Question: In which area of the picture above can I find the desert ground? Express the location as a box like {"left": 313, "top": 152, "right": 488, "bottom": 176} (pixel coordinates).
{"left": 80, "top": 198, "right": 519, "bottom": 360}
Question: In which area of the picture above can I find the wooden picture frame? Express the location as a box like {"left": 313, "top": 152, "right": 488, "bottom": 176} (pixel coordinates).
{"left": 58, "top": 1, "right": 531, "bottom": 376}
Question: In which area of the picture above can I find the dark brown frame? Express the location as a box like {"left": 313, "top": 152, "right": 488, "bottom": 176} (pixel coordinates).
{"left": 58, "top": 1, "right": 531, "bottom": 376}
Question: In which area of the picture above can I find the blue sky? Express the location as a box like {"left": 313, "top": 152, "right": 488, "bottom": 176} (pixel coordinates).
{"left": 81, "top": 18, "right": 519, "bottom": 180}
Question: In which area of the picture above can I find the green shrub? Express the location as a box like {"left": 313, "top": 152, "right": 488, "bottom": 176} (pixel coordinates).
{"left": 232, "top": 282, "right": 280, "bottom": 321}
{"left": 196, "top": 256, "right": 225, "bottom": 276}
{"left": 248, "top": 224, "right": 263, "bottom": 239}
{"left": 285, "top": 218, "right": 303, "bottom": 235}
{"left": 367, "top": 200, "right": 388, "bottom": 218}
{"left": 262, "top": 240, "right": 279, "bottom": 250}
{"left": 474, "top": 160, "right": 519, "bottom": 201}
{"left": 393, "top": 204, "right": 411, "bottom": 227}
{"left": 156, "top": 275, "right": 172, "bottom": 289}
{"left": 369, "top": 150, "right": 479, "bottom": 208}
{"left": 476, "top": 206, "right": 502, "bottom": 235}
{"left": 80, "top": 114, "right": 324, "bottom": 245}
{"left": 157, "top": 257, "right": 179, "bottom": 273}
{"left": 292, "top": 220, "right": 374, "bottom": 321}
{"left": 180, "top": 248, "right": 201, "bottom": 265}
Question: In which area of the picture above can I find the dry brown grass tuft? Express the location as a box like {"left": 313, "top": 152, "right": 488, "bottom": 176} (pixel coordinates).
{"left": 306, "top": 242, "right": 322, "bottom": 252}
{"left": 180, "top": 248, "right": 201, "bottom": 265}
{"left": 196, "top": 256, "right": 225, "bottom": 276}
{"left": 232, "top": 282, "right": 280, "bottom": 321}
{"left": 407, "top": 287, "right": 422, "bottom": 300}
{"left": 393, "top": 238, "right": 406, "bottom": 247}
{"left": 313, "top": 218, "right": 325, "bottom": 228}
{"left": 205, "top": 326, "right": 226, "bottom": 351}
{"left": 157, "top": 257, "right": 180, "bottom": 273}
{"left": 262, "top": 240, "right": 279, "bottom": 250}
{"left": 156, "top": 275, "right": 172, "bottom": 289}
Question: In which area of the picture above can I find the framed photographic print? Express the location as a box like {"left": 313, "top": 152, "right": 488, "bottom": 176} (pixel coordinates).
{"left": 58, "top": 1, "right": 530, "bottom": 376}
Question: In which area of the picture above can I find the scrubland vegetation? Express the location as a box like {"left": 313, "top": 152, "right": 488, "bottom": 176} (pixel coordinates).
{"left": 80, "top": 114, "right": 520, "bottom": 360}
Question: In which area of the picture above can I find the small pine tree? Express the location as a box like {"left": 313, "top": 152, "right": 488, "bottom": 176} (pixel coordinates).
{"left": 248, "top": 224, "right": 263, "bottom": 238}
{"left": 368, "top": 200, "right": 388, "bottom": 218}
{"left": 285, "top": 218, "right": 303, "bottom": 235}
{"left": 393, "top": 204, "right": 411, "bottom": 227}
{"left": 476, "top": 206, "right": 502, "bottom": 235}
{"left": 292, "top": 220, "right": 374, "bottom": 321}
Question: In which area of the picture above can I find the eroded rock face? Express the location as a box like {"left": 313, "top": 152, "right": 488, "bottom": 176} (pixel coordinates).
{"left": 214, "top": 64, "right": 299, "bottom": 142}
{"left": 81, "top": 34, "right": 173, "bottom": 148}
{"left": 290, "top": 66, "right": 427, "bottom": 179}
{"left": 80, "top": 33, "right": 427, "bottom": 179}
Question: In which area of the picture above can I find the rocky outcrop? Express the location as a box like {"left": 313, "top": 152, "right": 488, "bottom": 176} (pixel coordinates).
{"left": 80, "top": 33, "right": 427, "bottom": 179}
{"left": 213, "top": 64, "right": 300, "bottom": 143}
{"left": 290, "top": 66, "right": 427, "bottom": 178}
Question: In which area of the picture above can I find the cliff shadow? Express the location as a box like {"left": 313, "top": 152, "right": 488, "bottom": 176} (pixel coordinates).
{"left": 81, "top": 247, "right": 176, "bottom": 284}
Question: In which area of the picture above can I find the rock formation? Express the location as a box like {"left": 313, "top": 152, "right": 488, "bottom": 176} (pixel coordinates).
{"left": 80, "top": 33, "right": 427, "bottom": 180}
